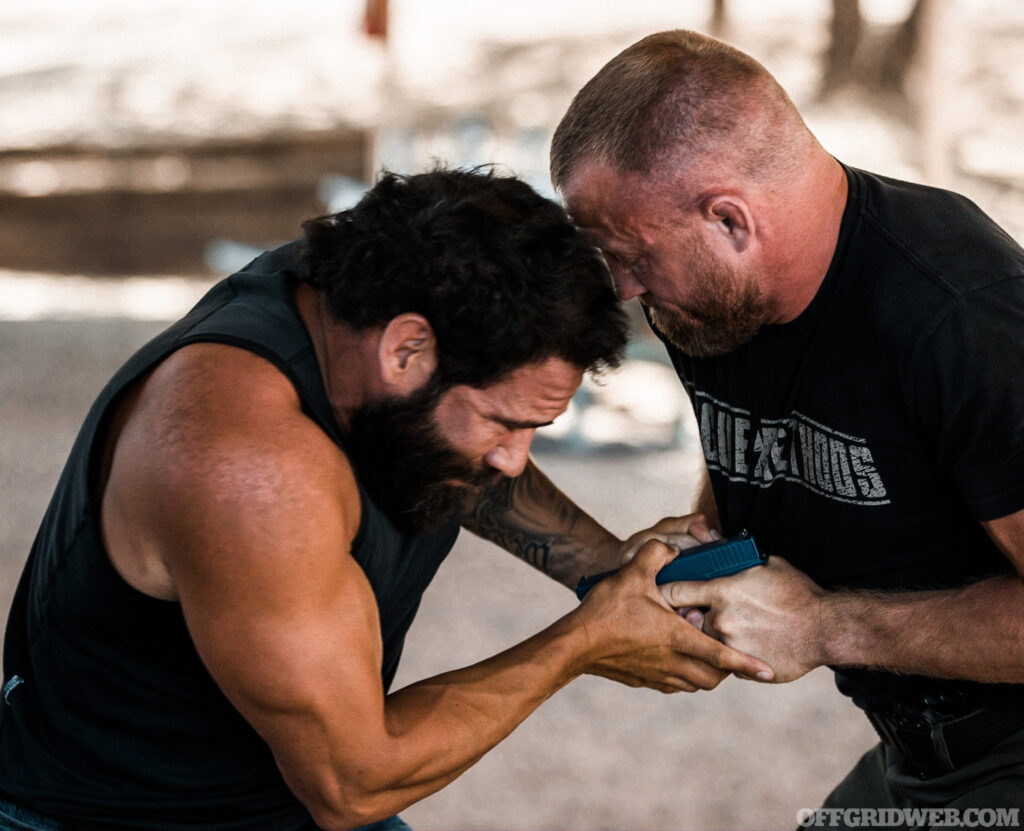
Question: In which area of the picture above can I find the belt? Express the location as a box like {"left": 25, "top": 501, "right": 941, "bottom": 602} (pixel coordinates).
{"left": 865, "top": 694, "right": 1024, "bottom": 778}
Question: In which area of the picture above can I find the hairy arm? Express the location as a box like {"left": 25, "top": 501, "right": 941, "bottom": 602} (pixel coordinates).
{"left": 820, "top": 511, "right": 1024, "bottom": 680}
{"left": 664, "top": 510, "right": 1024, "bottom": 684}
{"left": 461, "top": 458, "right": 622, "bottom": 587}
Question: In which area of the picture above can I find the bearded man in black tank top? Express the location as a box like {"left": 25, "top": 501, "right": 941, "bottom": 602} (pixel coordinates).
{"left": 0, "top": 168, "right": 768, "bottom": 831}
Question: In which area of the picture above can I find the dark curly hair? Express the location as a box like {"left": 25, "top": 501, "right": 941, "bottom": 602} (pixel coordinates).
{"left": 301, "top": 167, "right": 628, "bottom": 388}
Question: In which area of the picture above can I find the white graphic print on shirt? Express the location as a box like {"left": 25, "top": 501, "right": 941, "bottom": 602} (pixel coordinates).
{"left": 695, "top": 391, "right": 889, "bottom": 507}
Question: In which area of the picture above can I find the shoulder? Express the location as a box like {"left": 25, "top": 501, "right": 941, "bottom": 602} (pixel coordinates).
{"left": 143, "top": 344, "right": 346, "bottom": 484}
{"left": 108, "top": 341, "right": 362, "bottom": 595}
{"left": 832, "top": 169, "right": 1024, "bottom": 372}
{"left": 848, "top": 167, "right": 1024, "bottom": 297}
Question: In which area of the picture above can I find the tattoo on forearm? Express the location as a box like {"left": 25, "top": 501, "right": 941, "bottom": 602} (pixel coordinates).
{"left": 463, "top": 464, "right": 601, "bottom": 585}
{"left": 464, "top": 476, "right": 555, "bottom": 572}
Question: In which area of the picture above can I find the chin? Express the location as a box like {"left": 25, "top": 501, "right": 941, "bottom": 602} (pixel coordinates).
{"left": 647, "top": 303, "right": 762, "bottom": 358}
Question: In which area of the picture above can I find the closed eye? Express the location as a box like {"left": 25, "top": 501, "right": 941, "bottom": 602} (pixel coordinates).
{"left": 490, "top": 416, "right": 556, "bottom": 432}
{"left": 603, "top": 249, "right": 644, "bottom": 277}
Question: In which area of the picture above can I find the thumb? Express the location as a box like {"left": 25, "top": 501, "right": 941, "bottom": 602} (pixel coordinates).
{"left": 659, "top": 578, "right": 714, "bottom": 610}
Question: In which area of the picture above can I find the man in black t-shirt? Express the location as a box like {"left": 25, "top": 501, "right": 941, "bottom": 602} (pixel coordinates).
{"left": 551, "top": 29, "right": 1024, "bottom": 820}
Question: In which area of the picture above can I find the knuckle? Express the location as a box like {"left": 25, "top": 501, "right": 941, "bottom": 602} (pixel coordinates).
{"left": 706, "top": 642, "right": 737, "bottom": 670}
{"left": 711, "top": 611, "right": 732, "bottom": 634}
{"left": 639, "top": 538, "right": 670, "bottom": 555}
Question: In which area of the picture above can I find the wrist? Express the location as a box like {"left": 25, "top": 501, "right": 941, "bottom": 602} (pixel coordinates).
{"left": 817, "top": 589, "right": 889, "bottom": 668}
{"left": 816, "top": 591, "right": 846, "bottom": 667}
{"left": 547, "top": 606, "right": 600, "bottom": 682}
{"left": 597, "top": 536, "right": 625, "bottom": 570}
{"left": 572, "top": 534, "right": 624, "bottom": 579}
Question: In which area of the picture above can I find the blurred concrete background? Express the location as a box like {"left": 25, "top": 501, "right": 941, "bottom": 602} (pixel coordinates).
{"left": 2, "top": 1, "right": 1022, "bottom": 829}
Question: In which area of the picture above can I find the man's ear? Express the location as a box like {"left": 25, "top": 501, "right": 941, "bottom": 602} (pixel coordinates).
{"left": 700, "top": 195, "right": 755, "bottom": 253}
{"left": 378, "top": 313, "right": 437, "bottom": 394}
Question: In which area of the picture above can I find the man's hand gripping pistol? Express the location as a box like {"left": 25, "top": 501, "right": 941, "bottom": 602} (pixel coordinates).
{"left": 575, "top": 531, "right": 767, "bottom": 601}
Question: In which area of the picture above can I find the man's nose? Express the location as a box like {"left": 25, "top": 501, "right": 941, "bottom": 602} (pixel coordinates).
{"left": 484, "top": 429, "right": 535, "bottom": 478}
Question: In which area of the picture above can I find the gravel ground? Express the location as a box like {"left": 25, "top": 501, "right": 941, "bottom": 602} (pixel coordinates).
{"left": 0, "top": 316, "right": 877, "bottom": 830}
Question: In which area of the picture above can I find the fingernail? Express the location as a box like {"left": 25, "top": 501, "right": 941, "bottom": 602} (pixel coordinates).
{"left": 756, "top": 670, "right": 772, "bottom": 681}
{"left": 710, "top": 529, "right": 722, "bottom": 540}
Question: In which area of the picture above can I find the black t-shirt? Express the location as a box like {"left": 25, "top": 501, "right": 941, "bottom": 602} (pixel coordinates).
{"left": 656, "top": 166, "right": 1024, "bottom": 709}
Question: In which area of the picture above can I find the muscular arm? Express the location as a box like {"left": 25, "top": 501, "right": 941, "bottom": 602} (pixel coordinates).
{"left": 107, "top": 345, "right": 771, "bottom": 830}
{"left": 664, "top": 510, "right": 1024, "bottom": 684}
{"left": 461, "top": 458, "right": 622, "bottom": 587}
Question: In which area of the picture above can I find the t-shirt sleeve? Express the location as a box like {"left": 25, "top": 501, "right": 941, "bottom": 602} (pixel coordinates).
{"left": 911, "top": 276, "right": 1024, "bottom": 521}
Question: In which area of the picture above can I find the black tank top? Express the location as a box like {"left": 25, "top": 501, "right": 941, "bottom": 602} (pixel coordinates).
{"left": 0, "top": 241, "right": 460, "bottom": 830}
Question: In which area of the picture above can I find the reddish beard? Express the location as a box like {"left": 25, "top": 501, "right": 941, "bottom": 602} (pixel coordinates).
{"left": 642, "top": 255, "right": 768, "bottom": 357}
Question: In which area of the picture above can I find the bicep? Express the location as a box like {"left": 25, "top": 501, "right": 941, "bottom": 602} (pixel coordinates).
{"left": 153, "top": 434, "right": 389, "bottom": 813}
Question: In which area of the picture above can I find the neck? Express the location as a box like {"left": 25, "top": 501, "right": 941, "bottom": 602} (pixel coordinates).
{"left": 767, "top": 154, "right": 849, "bottom": 324}
{"left": 293, "top": 282, "right": 379, "bottom": 430}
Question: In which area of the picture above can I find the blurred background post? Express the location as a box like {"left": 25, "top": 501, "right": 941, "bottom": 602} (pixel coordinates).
{"left": 1, "top": 2, "right": 1021, "bottom": 828}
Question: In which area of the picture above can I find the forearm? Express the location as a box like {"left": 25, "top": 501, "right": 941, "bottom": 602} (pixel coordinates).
{"left": 286, "top": 543, "right": 773, "bottom": 829}
{"left": 352, "top": 552, "right": 764, "bottom": 817}
{"left": 462, "top": 458, "right": 620, "bottom": 587}
{"left": 822, "top": 573, "right": 1024, "bottom": 683}
{"left": 287, "top": 614, "right": 585, "bottom": 830}
{"left": 374, "top": 615, "right": 584, "bottom": 801}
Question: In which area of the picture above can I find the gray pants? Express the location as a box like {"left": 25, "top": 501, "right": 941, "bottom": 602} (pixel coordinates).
{"left": 803, "top": 726, "right": 1024, "bottom": 830}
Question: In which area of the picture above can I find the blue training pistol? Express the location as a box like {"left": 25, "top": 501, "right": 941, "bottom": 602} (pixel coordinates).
{"left": 574, "top": 531, "right": 767, "bottom": 601}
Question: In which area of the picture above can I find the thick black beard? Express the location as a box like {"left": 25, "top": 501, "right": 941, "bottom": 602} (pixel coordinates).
{"left": 344, "top": 378, "right": 501, "bottom": 534}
